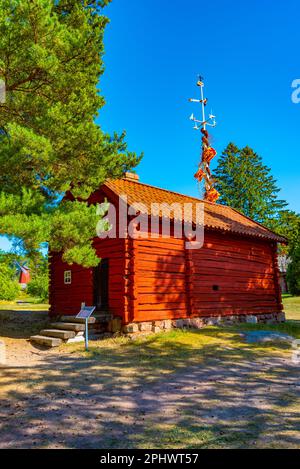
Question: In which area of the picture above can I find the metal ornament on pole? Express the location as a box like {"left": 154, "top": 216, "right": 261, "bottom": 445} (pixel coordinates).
{"left": 189, "top": 78, "right": 216, "bottom": 131}
{"left": 189, "top": 76, "right": 220, "bottom": 203}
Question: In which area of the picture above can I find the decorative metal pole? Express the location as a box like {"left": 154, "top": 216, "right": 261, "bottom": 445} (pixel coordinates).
{"left": 189, "top": 76, "right": 220, "bottom": 203}
{"left": 85, "top": 317, "right": 89, "bottom": 351}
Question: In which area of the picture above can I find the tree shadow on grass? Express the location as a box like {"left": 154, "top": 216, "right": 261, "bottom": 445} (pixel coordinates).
{"left": 0, "top": 328, "right": 300, "bottom": 449}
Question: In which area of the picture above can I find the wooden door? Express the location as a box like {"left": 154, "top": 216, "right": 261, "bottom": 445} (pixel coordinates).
{"left": 93, "top": 259, "right": 109, "bottom": 311}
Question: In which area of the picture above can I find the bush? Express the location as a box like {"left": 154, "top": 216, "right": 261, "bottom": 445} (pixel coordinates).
{"left": 287, "top": 246, "right": 300, "bottom": 295}
{"left": 0, "top": 264, "right": 20, "bottom": 301}
{"left": 27, "top": 274, "right": 49, "bottom": 302}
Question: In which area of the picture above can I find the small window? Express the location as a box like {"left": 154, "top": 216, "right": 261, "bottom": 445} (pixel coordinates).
{"left": 212, "top": 285, "right": 219, "bottom": 291}
{"left": 64, "top": 271, "right": 72, "bottom": 285}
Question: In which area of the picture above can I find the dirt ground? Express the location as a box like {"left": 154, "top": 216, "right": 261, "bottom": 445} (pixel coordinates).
{"left": 0, "top": 310, "right": 51, "bottom": 367}
{"left": 0, "top": 310, "right": 300, "bottom": 449}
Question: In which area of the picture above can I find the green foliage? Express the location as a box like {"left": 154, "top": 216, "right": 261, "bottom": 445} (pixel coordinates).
{"left": 50, "top": 200, "right": 101, "bottom": 266}
{"left": 268, "top": 210, "right": 300, "bottom": 254}
{"left": 27, "top": 275, "right": 48, "bottom": 301}
{"left": 287, "top": 246, "right": 300, "bottom": 296}
{"left": 213, "top": 143, "right": 300, "bottom": 264}
{"left": 27, "top": 252, "right": 49, "bottom": 301}
{"left": 0, "top": 0, "right": 141, "bottom": 265}
{"left": 213, "top": 143, "right": 287, "bottom": 225}
{"left": 0, "top": 249, "right": 15, "bottom": 267}
{"left": 284, "top": 212, "right": 300, "bottom": 295}
{"left": 0, "top": 264, "right": 19, "bottom": 301}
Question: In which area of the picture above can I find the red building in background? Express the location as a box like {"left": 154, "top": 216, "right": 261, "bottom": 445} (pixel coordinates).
{"left": 18, "top": 265, "right": 30, "bottom": 289}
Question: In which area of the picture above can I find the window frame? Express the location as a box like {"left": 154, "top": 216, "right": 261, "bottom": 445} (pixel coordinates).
{"left": 64, "top": 270, "right": 72, "bottom": 285}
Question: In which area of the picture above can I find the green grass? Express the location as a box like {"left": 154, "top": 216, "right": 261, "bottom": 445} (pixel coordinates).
{"left": 67, "top": 320, "right": 300, "bottom": 373}
{"left": 140, "top": 420, "right": 265, "bottom": 449}
{"left": 2, "top": 299, "right": 300, "bottom": 449}
{"left": 61, "top": 325, "right": 300, "bottom": 448}
{"left": 1, "top": 294, "right": 300, "bottom": 451}
{"left": 283, "top": 295, "right": 300, "bottom": 321}
{"left": 65, "top": 295, "right": 300, "bottom": 364}
{"left": 0, "top": 293, "right": 49, "bottom": 311}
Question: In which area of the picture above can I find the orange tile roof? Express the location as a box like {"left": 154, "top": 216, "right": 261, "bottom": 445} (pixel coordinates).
{"left": 104, "top": 178, "right": 287, "bottom": 243}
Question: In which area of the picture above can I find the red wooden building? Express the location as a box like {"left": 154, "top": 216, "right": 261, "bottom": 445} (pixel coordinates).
{"left": 49, "top": 174, "right": 286, "bottom": 332}
{"left": 17, "top": 264, "right": 31, "bottom": 290}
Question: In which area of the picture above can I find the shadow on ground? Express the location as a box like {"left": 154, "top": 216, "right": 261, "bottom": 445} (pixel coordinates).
{"left": 0, "top": 328, "right": 300, "bottom": 449}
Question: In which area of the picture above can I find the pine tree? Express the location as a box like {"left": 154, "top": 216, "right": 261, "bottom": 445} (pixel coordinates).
{"left": 268, "top": 210, "right": 300, "bottom": 253}
{"left": 213, "top": 143, "right": 287, "bottom": 225}
{"left": 287, "top": 245, "right": 300, "bottom": 295}
{"left": 281, "top": 211, "right": 300, "bottom": 295}
{"left": 0, "top": 0, "right": 141, "bottom": 266}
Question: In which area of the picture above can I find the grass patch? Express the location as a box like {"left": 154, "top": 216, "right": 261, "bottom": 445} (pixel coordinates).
{"left": 68, "top": 323, "right": 299, "bottom": 373}
{"left": 0, "top": 294, "right": 49, "bottom": 311}
{"left": 1, "top": 311, "right": 300, "bottom": 449}
{"left": 63, "top": 325, "right": 300, "bottom": 449}
{"left": 283, "top": 295, "right": 300, "bottom": 321}
{"left": 140, "top": 421, "right": 260, "bottom": 449}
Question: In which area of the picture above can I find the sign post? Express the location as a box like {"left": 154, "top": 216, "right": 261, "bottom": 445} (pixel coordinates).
{"left": 76, "top": 306, "right": 96, "bottom": 352}
{"left": 85, "top": 317, "right": 89, "bottom": 351}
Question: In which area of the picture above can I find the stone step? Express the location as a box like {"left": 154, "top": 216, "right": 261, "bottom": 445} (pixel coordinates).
{"left": 30, "top": 335, "right": 62, "bottom": 348}
{"left": 40, "top": 329, "right": 76, "bottom": 340}
{"left": 60, "top": 316, "right": 96, "bottom": 325}
{"left": 66, "top": 335, "right": 85, "bottom": 344}
{"left": 51, "top": 322, "right": 86, "bottom": 332}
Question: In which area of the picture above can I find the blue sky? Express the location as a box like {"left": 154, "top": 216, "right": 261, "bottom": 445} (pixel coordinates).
{"left": 1, "top": 0, "right": 299, "bottom": 251}
{"left": 99, "top": 0, "right": 299, "bottom": 206}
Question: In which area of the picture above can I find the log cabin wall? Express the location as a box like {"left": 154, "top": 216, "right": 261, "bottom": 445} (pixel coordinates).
{"left": 132, "top": 237, "right": 189, "bottom": 322}
{"left": 49, "top": 252, "right": 93, "bottom": 317}
{"left": 49, "top": 238, "right": 126, "bottom": 318}
{"left": 187, "top": 231, "right": 283, "bottom": 317}
{"left": 128, "top": 231, "right": 282, "bottom": 324}
{"left": 50, "top": 187, "right": 127, "bottom": 318}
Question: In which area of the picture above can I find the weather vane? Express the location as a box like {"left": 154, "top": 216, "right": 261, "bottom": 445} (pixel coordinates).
{"left": 189, "top": 76, "right": 220, "bottom": 203}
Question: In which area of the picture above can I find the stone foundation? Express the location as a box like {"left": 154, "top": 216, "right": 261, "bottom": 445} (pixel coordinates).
{"left": 122, "top": 312, "right": 286, "bottom": 335}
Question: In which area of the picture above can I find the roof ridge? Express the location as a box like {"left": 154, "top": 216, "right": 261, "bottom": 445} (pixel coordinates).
{"left": 108, "top": 178, "right": 284, "bottom": 224}
{"left": 108, "top": 177, "right": 226, "bottom": 208}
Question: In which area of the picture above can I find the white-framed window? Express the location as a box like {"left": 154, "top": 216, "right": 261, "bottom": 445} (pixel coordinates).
{"left": 64, "top": 271, "right": 72, "bottom": 285}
